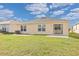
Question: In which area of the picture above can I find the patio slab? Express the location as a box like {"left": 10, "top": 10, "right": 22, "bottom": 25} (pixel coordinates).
{"left": 47, "top": 35, "right": 69, "bottom": 38}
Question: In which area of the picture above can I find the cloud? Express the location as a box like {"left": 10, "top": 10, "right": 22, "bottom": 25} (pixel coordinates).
{"left": 61, "top": 6, "right": 71, "bottom": 11}
{"left": 36, "top": 14, "right": 46, "bottom": 18}
{"left": 49, "top": 3, "right": 74, "bottom": 18}
{"left": 13, "top": 17, "right": 28, "bottom": 22}
{"left": 0, "top": 5, "right": 4, "bottom": 9}
{"left": 13, "top": 17, "right": 22, "bottom": 21}
{"left": 0, "top": 9, "right": 14, "bottom": 18}
{"left": 25, "top": 3, "right": 74, "bottom": 19}
{"left": 71, "top": 8, "right": 79, "bottom": 13}
{"left": 61, "top": 7, "right": 79, "bottom": 20}
{"left": 53, "top": 10, "right": 64, "bottom": 16}
{"left": 50, "top": 10, "right": 64, "bottom": 17}
{"left": 50, "top": 3, "right": 74, "bottom": 9}
{"left": 25, "top": 3, "right": 49, "bottom": 15}
{"left": 62, "top": 12, "right": 79, "bottom": 20}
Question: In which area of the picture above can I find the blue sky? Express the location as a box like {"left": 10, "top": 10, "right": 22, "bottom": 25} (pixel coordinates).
{"left": 0, "top": 3, "right": 79, "bottom": 27}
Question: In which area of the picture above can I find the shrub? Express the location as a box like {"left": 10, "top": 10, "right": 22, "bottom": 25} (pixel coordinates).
{"left": 69, "top": 32, "right": 79, "bottom": 39}
{"left": 15, "top": 30, "right": 21, "bottom": 34}
{"left": 0, "top": 30, "right": 14, "bottom": 34}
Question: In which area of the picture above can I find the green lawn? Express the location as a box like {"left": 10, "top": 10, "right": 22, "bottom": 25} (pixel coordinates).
{"left": 0, "top": 34, "right": 79, "bottom": 56}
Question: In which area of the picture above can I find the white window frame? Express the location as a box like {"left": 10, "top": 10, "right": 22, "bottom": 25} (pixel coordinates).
{"left": 21, "top": 25, "right": 27, "bottom": 32}
{"left": 38, "top": 24, "right": 46, "bottom": 32}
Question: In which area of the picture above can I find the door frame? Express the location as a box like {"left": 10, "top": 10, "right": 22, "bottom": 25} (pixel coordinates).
{"left": 53, "top": 24, "right": 63, "bottom": 35}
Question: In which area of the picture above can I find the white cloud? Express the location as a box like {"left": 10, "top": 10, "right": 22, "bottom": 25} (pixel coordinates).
{"left": 49, "top": 3, "right": 73, "bottom": 17}
{"left": 61, "top": 6, "right": 70, "bottom": 10}
{"left": 36, "top": 14, "right": 46, "bottom": 18}
{"left": 13, "top": 17, "right": 28, "bottom": 22}
{"left": 67, "top": 13, "right": 79, "bottom": 17}
{"left": 62, "top": 12, "right": 79, "bottom": 20}
{"left": 71, "top": 8, "right": 79, "bottom": 13}
{"left": 0, "top": 9, "right": 14, "bottom": 18}
{"left": 53, "top": 10, "right": 64, "bottom": 16}
{"left": 0, "top": 5, "right": 14, "bottom": 19}
{"left": 0, "top": 5, "right": 4, "bottom": 9}
{"left": 25, "top": 3, "right": 49, "bottom": 15}
{"left": 25, "top": 3, "right": 74, "bottom": 19}
{"left": 62, "top": 8, "right": 79, "bottom": 20}
{"left": 14, "top": 17, "right": 22, "bottom": 20}
{"left": 50, "top": 10, "right": 64, "bottom": 17}
{"left": 50, "top": 3, "right": 74, "bottom": 9}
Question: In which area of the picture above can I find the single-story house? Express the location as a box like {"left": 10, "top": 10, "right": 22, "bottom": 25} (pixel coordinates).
{"left": 72, "top": 23, "right": 79, "bottom": 33}
{"left": 0, "top": 18, "right": 68, "bottom": 36}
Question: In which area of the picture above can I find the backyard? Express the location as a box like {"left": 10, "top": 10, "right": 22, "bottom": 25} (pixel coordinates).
{"left": 0, "top": 33, "right": 79, "bottom": 56}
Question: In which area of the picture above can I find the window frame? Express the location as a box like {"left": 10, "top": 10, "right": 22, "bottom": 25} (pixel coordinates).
{"left": 38, "top": 24, "right": 46, "bottom": 32}
{"left": 21, "top": 25, "right": 27, "bottom": 32}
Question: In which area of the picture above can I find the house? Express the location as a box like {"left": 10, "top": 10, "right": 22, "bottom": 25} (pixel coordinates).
{"left": 0, "top": 20, "right": 21, "bottom": 33}
{"left": 0, "top": 18, "right": 68, "bottom": 36}
{"left": 72, "top": 23, "right": 79, "bottom": 33}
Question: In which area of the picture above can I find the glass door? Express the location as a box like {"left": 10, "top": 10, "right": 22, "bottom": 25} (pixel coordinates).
{"left": 53, "top": 24, "right": 63, "bottom": 34}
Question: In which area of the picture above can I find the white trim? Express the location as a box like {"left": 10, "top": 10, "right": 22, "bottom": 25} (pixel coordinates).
{"left": 38, "top": 24, "right": 46, "bottom": 32}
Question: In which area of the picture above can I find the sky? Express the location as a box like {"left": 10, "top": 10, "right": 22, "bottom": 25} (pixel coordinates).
{"left": 0, "top": 3, "right": 79, "bottom": 27}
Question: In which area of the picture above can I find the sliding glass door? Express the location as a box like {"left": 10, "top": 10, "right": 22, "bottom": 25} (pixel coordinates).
{"left": 53, "top": 24, "right": 63, "bottom": 34}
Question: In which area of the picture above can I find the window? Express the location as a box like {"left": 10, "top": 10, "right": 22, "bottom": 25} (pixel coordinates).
{"left": 2, "top": 27, "right": 6, "bottom": 32}
{"left": 21, "top": 25, "right": 26, "bottom": 31}
{"left": 21, "top": 25, "right": 23, "bottom": 31}
{"left": 38, "top": 24, "right": 46, "bottom": 32}
{"left": 1, "top": 24, "right": 9, "bottom": 32}
{"left": 24, "top": 25, "right": 26, "bottom": 31}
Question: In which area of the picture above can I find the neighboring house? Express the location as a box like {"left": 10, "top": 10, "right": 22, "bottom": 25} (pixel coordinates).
{"left": 72, "top": 23, "right": 79, "bottom": 33}
{"left": 0, "top": 18, "right": 68, "bottom": 36}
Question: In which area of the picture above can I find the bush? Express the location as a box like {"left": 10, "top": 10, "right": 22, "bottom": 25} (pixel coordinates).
{"left": 2, "top": 32, "right": 14, "bottom": 34}
{"left": 69, "top": 32, "right": 79, "bottom": 39}
{"left": 0, "top": 31, "right": 14, "bottom": 34}
{"left": 15, "top": 30, "right": 21, "bottom": 34}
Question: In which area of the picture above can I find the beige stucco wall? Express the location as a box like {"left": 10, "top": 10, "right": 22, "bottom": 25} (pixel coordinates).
{"left": 25, "top": 21, "right": 68, "bottom": 36}
{"left": 26, "top": 23, "right": 53, "bottom": 34}
{"left": 9, "top": 24, "right": 21, "bottom": 32}
{"left": 1, "top": 20, "right": 68, "bottom": 36}
{"left": 8, "top": 21, "right": 21, "bottom": 32}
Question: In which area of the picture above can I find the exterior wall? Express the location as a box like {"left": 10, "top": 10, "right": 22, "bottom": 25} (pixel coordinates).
{"left": 63, "top": 22, "right": 68, "bottom": 36}
{"left": 0, "top": 20, "right": 68, "bottom": 36}
{"left": 25, "top": 21, "right": 68, "bottom": 36}
{"left": 9, "top": 24, "right": 21, "bottom": 32}
{"left": 26, "top": 23, "right": 53, "bottom": 34}
{"left": 9, "top": 20, "right": 21, "bottom": 32}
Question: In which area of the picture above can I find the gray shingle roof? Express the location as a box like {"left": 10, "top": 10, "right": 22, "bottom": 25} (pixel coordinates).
{"left": 24, "top": 17, "right": 68, "bottom": 23}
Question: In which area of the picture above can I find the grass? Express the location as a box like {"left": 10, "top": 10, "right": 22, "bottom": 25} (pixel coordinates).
{"left": 0, "top": 34, "right": 79, "bottom": 56}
